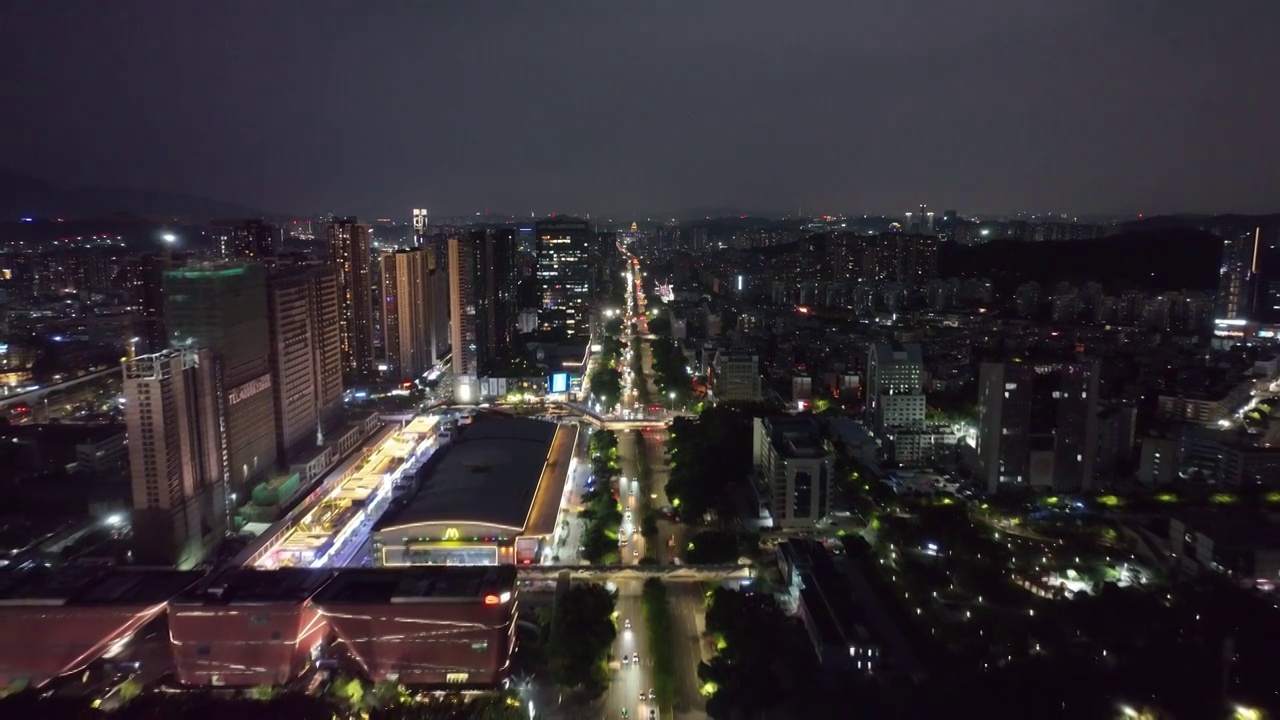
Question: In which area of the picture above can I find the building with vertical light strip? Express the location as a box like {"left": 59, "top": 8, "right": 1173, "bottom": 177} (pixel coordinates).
{"left": 447, "top": 232, "right": 478, "bottom": 402}
{"left": 1215, "top": 226, "right": 1260, "bottom": 321}
{"left": 327, "top": 217, "right": 375, "bottom": 378}
{"left": 123, "top": 348, "right": 225, "bottom": 568}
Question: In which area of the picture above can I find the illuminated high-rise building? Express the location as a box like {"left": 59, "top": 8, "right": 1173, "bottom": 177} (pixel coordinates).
{"left": 412, "top": 209, "right": 429, "bottom": 247}
{"left": 977, "top": 359, "right": 1099, "bottom": 494}
{"left": 448, "top": 232, "right": 478, "bottom": 402}
{"left": 413, "top": 210, "right": 451, "bottom": 365}
{"left": 212, "top": 219, "right": 282, "bottom": 260}
{"left": 1214, "top": 226, "right": 1261, "bottom": 321}
{"left": 535, "top": 217, "right": 591, "bottom": 338}
{"left": 865, "top": 342, "right": 925, "bottom": 434}
{"left": 381, "top": 248, "right": 434, "bottom": 383}
{"left": 266, "top": 265, "right": 344, "bottom": 461}
{"left": 164, "top": 263, "right": 278, "bottom": 493}
{"left": 327, "top": 217, "right": 375, "bottom": 377}
{"left": 471, "top": 227, "right": 519, "bottom": 372}
{"left": 123, "top": 348, "right": 224, "bottom": 568}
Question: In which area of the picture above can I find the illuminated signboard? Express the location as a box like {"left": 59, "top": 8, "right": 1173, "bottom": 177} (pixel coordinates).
{"left": 549, "top": 373, "right": 569, "bottom": 394}
{"left": 443, "top": 527, "right": 461, "bottom": 541}
{"left": 228, "top": 375, "right": 272, "bottom": 405}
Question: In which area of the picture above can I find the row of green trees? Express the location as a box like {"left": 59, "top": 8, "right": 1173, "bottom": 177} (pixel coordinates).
{"left": 547, "top": 583, "right": 618, "bottom": 698}
{"left": 640, "top": 579, "right": 678, "bottom": 707}
{"left": 665, "top": 406, "right": 758, "bottom": 521}
{"left": 0, "top": 686, "right": 529, "bottom": 720}
{"left": 631, "top": 430, "right": 659, "bottom": 551}
{"left": 581, "top": 430, "right": 624, "bottom": 564}
{"left": 649, "top": 335, "right": 691, "bottom": 404}
{"left": 587, "top": 316, "right": 627, "bottom": 410}
{"left": 698, "top": 587, "right": 864, "bottom": 718}
{"left": 845, "top": 490, "right": 1280, "bottom": 716}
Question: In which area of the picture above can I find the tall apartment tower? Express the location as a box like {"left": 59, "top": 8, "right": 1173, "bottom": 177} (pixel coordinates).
{"left": 127, "top": 252, "right": 171, "bottom": 356}
{"left": 865, "top": 342, "right": 926, "bottom": 434}
{"left": 448, "top": 234, "right": 478, "bottom": 403}
{"left": 535, "top": 217, "right": 592, "bottom": 338}
{"left": 414, "top": 214, "right": 450, "bottom": 365}
{"left": 327, "top": 217, "right": 375, "bottom": 377}
{"left": 471, "top": 227, "right": 519, "bottom": 372}
{"left": 266, "top": 266, "right": 344, "bottom": 462}
{"left": 213, "top": 219, "right": 282, "bottom": 260}
{"left": 381, "top": 248, "right": 433, "bottom": 382}
{"left": 164, "top": 263, "right": 278, "bottom": 493}
{"left": 1214, "top": 226, "right": 1262, "bottom": 321}
{"left": 977, "top": 360, "right": 1099, "bottom": 493}
{"left": 123, "top": 348, "right": 224, "bottom": 569}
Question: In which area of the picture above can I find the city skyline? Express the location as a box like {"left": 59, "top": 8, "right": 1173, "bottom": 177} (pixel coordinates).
{"left": 3, "top": 3, "right": 1279, "bottom": 219}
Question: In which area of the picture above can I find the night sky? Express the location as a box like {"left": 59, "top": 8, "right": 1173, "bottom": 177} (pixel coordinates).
{"left": 3, "top": 1, "right": 1279, "bottom": 218}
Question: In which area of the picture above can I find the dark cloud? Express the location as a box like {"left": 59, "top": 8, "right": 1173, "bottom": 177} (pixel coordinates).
{"left": 1, "top": 0, "right": 1278, "bottom": 217}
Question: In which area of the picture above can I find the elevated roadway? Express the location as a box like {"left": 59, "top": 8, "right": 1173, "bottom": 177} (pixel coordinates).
{"left": 0, "top": 367, "right": 117, "bottom": 413}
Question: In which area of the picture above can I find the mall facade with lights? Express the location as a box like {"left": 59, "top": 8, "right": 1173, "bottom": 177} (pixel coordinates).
{"left": 372, "top": 416, "right": 575, "bottom": 567}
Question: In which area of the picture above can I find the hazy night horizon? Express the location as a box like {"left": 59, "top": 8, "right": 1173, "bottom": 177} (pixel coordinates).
{"left": 3, "top": 1, "right": 1279, "bottom": 219}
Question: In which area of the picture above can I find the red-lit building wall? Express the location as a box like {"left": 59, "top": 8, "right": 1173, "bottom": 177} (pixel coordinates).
{"left": 0, "top": 604, "right": 165, "bottom": 690}
{"left": 319, "top": 599, "right": 516, "bottom": 685}
{"left": 169, "top": 602, "right": 328, "bottom": 686}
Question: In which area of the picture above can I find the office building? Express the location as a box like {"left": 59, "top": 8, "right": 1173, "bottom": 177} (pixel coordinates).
{"left": 777, "top": 539, "right": 884, "bottom": 674}
{"left": 381, "top": 248, "right": 433, "bottom": 383}
{"left": 266, "top": 266, "right": 344, "bottom": 462}
{"left": 327, "top": 217, "right": 375, "bottom": 377}
{"left": 976, "top": 359, "right": 1100, "bottom": 493}
{"left": 710, "top": 350, "right": 762, "bottom": 402}
{"left": 752, "top": 416, "right": 834, "bottom": 528}
{"left": 865, "top": 342, "right": 926, "bottom": 434}
{"left": 212, "top": 219, "right": 282, "bottom": 260}
{"left": 123, "top": 348, "right": 224, "bottom": 568}
{"left": 536, "top": 217, "right": 592, "bottom": 338}
{"left": 165, "top": 263, "right": 278, "bottom": 492}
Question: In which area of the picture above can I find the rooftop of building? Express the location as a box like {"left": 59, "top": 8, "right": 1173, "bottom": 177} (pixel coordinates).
{"left": 1174, "top": 510, "right": 1280, "bottom": 550}
{"left": 0, "top": 567, "right": 202, "bottom": 607}
{"left": 0, "top": 423, "right": 125, "bottom": 445}
{"left": 312, "top": 566, "right": 518, "bottom": 604}
{"left": 781, "top": 539, "right": 871, "bottom": 645}
{"left": 872, "top": 341, "right": 922, "bottom": 364}
{"left": 172, "top": 568, "right": 334, "bottom": 606}
{"left": 763, "top": 416, "right": 829, "bottom": 460}
{"left": 376, "top": 416, "right": 571, "bottom": 535}
{"left": 826, "top": 417, "right": 879, "bottom": 449}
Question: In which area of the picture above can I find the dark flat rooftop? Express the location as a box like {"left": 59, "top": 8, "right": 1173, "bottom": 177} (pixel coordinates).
{"left": 172, "top": 568, "right": 334, "bottom": 605}
{"left": 0, "top": 567, "right": 203, "bottom": 606}
{"left": 376, "top": 417, "right": 563, "bottom": 533}
{"left": 312, "top": 566, "right": 517, "bottom": 604}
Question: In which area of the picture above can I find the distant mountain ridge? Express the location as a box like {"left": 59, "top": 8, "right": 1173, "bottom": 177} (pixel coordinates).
{"left": 0, "top": 168, "right": 284, "bottom": 222}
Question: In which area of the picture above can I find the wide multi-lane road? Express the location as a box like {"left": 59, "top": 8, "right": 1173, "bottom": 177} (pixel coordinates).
{"left": 599, "top": 250, "right": 707, "bottom": 720}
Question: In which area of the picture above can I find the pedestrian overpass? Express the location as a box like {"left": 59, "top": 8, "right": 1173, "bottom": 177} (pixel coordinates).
{"left": 437, "top": 401, "right": 681, "bottom": 430}
{"left": 516, "top": 563, "right": 752, "bottom": 582}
